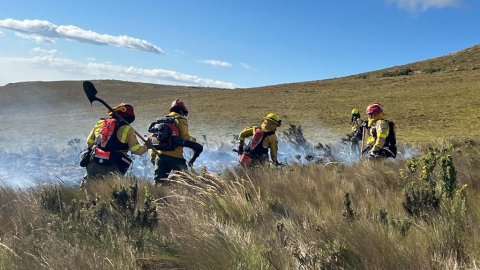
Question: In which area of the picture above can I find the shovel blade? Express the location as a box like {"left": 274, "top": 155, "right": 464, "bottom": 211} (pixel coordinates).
{"left": 83, "top": 81, "right": 98, "bottom": 105}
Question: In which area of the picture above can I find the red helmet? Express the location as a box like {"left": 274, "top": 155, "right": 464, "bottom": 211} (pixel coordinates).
{"left": 108, "top": 103, "right": 135, "bottom": 117}
{"left": 108, "top": 103, "right": 135, "bottom": 123}
{"left": 170, "top": 99, "right": 189, "bottom": 116}
{"left": 366, "top": 103, "right": 383, "bottom": 116}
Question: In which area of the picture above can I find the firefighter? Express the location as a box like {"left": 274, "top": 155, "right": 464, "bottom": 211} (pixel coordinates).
{"left": 150, "top": 99, "right": 196, "bottom": 184}
{"left": 237, "top": 113, "right": 282, "bottom": 166}
{"left": 364, "top": 103, "right": 397, "bottom": 159}
{"left": 83, "top": 103, "right": 150, "bottom": 182}
{"left": 349, "top": 109, "right": 364, "bottom": 152}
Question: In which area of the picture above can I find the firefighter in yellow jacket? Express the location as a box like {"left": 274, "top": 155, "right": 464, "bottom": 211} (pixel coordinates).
{"left": 349, "top": 109, "right": 364, "bottom": 152}
{"left": 150, "top": 99, "right": 196, "bottom": 184}
{"left": 83, "top": 103, "right": 149, "bottom": 182}
{"left": 364, "top": 103, "right": 397, "bottom": 158}
{"left": 237, "top": 113, "right": 282, "bottom": 166}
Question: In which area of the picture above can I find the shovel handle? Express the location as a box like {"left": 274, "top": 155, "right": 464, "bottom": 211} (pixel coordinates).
{"left": 96, "top": 98, "right": 162, "bottom": 156}
{"left": 134, "top": 130, "right": 162, "bottom": 156}
{"left": 83, "top": 81, "right": 162, "bottom": 156}
{"left": 360, "top": 126, "right": 366, "bottom": 159}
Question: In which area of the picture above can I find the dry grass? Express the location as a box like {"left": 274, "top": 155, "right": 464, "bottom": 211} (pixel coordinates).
{"left": 1, "top": 140, "right": 480, "bottom": 269}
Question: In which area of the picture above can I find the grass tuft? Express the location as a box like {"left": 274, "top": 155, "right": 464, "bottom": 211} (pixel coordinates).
{"left": 2, "top": 140, "right": 480, "bottom": 268}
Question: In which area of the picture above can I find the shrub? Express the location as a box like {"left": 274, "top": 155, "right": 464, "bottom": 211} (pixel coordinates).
{"left": 423, "top": 67, "right": 442, "bottom": 74}
{"left": 440, "top": 155, "right": 457, "bottom": 199}
{"left": 380, "top": 67, "right": 413, "bottom": 77}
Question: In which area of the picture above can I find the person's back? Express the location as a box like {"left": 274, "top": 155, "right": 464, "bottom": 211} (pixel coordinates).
{"left": 83, "top": 103, "right": 148, "bottom": 183}
{"left": 237, "top": 113, "right": 281, "bottom": 166}
{"left": 150, "top": 99, "right": 196, "bottom": 184}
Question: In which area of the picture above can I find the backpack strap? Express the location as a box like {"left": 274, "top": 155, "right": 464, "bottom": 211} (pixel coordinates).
{"left": 264, "top": 130, "right": 275, "bottom": 136}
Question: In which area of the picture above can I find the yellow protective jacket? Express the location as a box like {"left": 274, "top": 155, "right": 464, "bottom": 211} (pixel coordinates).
{"left": 367, "top": 119, "right": 390, "bottom": 152}
{"left": 351, "top": 118, "right": 363, "bottom": 134}
{"left": 239, "top": 120, "right": 279, "bottom": 163}
{"left": 86, "top": 119, "right": 147, "bottom": 156}
{"left": 150, "top": 112, "right": 196, "bottom": 160}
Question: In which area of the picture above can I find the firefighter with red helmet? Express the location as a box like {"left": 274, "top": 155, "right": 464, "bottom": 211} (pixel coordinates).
{"left": 150, "top": 99, "right": 196, "bottom": 184}
{"left": 83, "top": 103, "right": 149, "bottom": 182}
{"left": 237, "top": 113, "right": 282, "bottom": 166}
{"left": 364, "top": 103, "right": 397, "bottom": 159}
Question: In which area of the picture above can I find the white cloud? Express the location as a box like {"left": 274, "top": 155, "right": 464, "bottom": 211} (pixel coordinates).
{"left": 0, "top": 18, "right": 164, "bottom": 54}
{"left": 15, "top": 32, "right": 55, "bottom": 43}
{"left": 240, "top": 63, "right": 251, "bottom": 69}
{"left": 86, "top": 57, "right": 96, "bottom": 61}
{"left": 30, "top": 47, "right": 59, "bottom": 55}
{"left": 175, "top": 49, "right": 187, "bottom": 55}
{"left": 0, "top": 55, "right": 237, "bottom": 88}
{"left": 0, "top": 30, "right": 3, "bottom": 36}
{"left": 240, "top": 62, "right": 260, "bottom": 71}
{"left": 199, "top": 59, "right": 232, "bottom": 67}
{"left": 386, "top": 0, "right": 462, "bottom": 12}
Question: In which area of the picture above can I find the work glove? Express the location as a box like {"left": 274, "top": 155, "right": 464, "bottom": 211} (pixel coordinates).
{"left": 238, "top": 141, "right": 244, "bottom": 155}
{"left": 361, "top": 120, "right": 368, "bottom": 128}
{"left": 144, "top": 137, "right": 154, "bottom": 150}
{"left": 367, "top": 151, "right": 379, "bottom": 159}
{"left": 188, "top": 152, "right": 201, "bottom": 167}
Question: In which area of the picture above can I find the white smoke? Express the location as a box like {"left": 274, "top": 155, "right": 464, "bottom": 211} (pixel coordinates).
{"left": 0, "top": 134, "right": 419, "bottom": 188}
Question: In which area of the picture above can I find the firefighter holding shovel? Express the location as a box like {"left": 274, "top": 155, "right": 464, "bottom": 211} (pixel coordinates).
{"left": 80, "top": 81, "right": 155, "bottom": 185}
{"left": 82, "top": 103, "right": 152, "bottom": 182}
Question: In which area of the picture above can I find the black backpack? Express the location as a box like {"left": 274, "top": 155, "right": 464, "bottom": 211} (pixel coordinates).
{"left": 148, "top": 116, "right": 180, "bottom": 151}
{"left": 385, "top": 120, "right": 396, "bottom": 148}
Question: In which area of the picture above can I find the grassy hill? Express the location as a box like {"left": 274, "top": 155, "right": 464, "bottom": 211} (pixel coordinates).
{"left": 1, "top": 44, "right": 479, "bottom": 147}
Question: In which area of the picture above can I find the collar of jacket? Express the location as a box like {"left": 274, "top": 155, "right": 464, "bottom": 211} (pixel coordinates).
{"left": 261, "top": 120, "right": 277, "bottom": 132}
{"left": 169, "top": 111, "right": 185, "bottom": 118}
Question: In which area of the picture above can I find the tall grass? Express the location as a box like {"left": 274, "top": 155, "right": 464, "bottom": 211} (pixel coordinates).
{"left": 1, "top": 141, "right": 480, "bottom": 269}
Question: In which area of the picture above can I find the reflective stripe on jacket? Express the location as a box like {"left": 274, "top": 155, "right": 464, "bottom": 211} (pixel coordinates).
{"left": 367, "top": 119, "right": 389, "bottom": 152}
{"left": 86, "top": 119, "right": 147, "bottom": 155}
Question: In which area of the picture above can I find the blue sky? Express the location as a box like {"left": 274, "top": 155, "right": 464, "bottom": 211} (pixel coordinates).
{"left": 0, "top": 0, "right": 479, "bottom": 88}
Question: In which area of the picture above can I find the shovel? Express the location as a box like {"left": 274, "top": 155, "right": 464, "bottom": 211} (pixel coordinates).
{"left": 83, "top": 81, "right": 161, "bottom": 156}
{"left": 360, "top": 126, "right": 366, "bottom": 159}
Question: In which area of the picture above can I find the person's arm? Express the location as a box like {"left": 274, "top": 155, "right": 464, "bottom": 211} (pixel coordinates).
{"left": 176, "top": 118, "right": 196, "bottom": 142}
{"left": 268, "top": 135, "right": 279, "bottom": 164}
{"left": 149, "top": 133, "right": 157, "bottom": 163}
{"left": 86, "top": 120, "right": 103, "bottom": 148}
{"left": 125, "top": 126, "right": 147, "bottom": 155}
{"left": 371, "top": 121, "right": 389, "bottom": 152}
{"left": 366, "top": 127, "right": 375, "bottom": 146}
{"left": 86, "top": 127, "right": 96, "bottom": 148}
{"left": 238, "top": 126, "right": 255, "bottom": 142}
{"left": 238, "top": 126, "right": 255, "bottom": 153}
